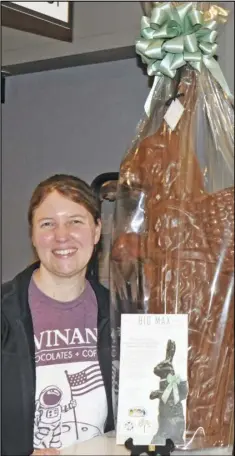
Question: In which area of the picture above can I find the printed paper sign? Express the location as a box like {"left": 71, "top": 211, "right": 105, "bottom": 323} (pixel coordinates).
{"left": 116, "top": 314, "right": 188, "bottom": 446}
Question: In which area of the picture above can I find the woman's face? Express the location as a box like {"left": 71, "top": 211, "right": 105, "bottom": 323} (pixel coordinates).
{"left": 32, "top": 190, "right": 101, "bottom": 278}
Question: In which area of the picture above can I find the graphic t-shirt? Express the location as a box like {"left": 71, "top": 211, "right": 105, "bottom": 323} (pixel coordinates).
{"left": 28, "top": 277, "right": 108, "bottom": 451}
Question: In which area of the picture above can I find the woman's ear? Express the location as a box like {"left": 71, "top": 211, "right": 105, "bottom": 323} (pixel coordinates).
{"left": 31, "top": 231, "right": 35, "bottom": 248}
{"left": 94, "top": 219, "right": 102, "bottom": 245}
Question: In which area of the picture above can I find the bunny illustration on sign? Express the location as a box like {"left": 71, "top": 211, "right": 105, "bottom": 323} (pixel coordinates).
{"left": 150, "top": 339, "right": 188, "bottom": 446}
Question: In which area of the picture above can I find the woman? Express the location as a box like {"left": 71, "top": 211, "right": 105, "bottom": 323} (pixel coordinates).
{"left": 2, "top": 174, "right": 114, "bottom": 456}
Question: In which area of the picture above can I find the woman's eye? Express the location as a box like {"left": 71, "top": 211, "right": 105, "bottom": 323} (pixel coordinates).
{"left": 71, "top": 219, "right": 83, "bottom": 225}
{"left": 40, "top": 221, "right": 53, "bottom": 228}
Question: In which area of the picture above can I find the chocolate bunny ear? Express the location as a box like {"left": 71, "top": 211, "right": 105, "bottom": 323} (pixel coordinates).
{"left": 165, "top": 339, "right": 176, "bottom": 362}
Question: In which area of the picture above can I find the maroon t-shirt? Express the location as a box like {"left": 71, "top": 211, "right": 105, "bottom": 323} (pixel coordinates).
{"left": 28, "top": 276, "right": 108, "bottom": 450}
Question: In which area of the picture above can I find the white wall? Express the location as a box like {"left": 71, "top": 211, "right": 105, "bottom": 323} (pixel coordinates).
{"left": 2, "top": 58, "right": 149, "bottom": 282}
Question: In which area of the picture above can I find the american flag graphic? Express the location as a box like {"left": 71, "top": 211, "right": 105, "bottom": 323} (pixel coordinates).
{"left": 65, "top": 363, "right": 104, "bottom": 396}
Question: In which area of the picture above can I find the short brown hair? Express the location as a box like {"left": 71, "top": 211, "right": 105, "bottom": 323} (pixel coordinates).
{"left": 28, "top": 174, "right": 101, "bottom": 233}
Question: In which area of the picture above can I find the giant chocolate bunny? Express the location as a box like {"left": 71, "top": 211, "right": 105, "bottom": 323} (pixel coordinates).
{"left": 112, "top": 67, "right": 234, "bottom": 449}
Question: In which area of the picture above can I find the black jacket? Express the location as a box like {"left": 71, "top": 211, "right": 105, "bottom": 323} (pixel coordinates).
{"left": 1, "top": 262, "right": 114, "bottom": 456}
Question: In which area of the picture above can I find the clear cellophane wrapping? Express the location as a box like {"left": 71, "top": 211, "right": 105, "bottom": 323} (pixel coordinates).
{"left": 110, "top": 64, "right": 234, "bottom": 451}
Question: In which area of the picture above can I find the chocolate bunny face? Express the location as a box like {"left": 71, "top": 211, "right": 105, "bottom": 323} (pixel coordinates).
{"left": 153, "top": 340, "right": 176, "bottom": 379}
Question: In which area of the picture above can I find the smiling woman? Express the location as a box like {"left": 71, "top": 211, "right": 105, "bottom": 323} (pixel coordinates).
{"left": 1, "top": 174, "right": 114, "bottom": 456}
{"left": 30, "top": 189, "right": 101, "bottom": 300}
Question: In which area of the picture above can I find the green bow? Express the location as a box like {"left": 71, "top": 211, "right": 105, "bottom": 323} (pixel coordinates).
{"left": 161, "top": 373, "right": 181, "bottom": 405}
{"left": 136, "top": 2, "right": 233, "bottom": 115}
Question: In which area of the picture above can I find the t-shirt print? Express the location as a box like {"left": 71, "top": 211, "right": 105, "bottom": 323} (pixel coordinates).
{"left": 29, "top": 277, "right": 108, "bottom": 451}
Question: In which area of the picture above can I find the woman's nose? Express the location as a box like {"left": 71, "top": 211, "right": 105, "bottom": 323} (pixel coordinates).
{"left": 54, "top": 224, "right": 70, "bottom": 242}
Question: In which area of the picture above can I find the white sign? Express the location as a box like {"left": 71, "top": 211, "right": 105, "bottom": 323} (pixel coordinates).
{"left": 116, "top": 314, "right": 188, "bottom": 447}
{"left": 11, "top": 1, "right": 69, "bottom": 23}
{"left": 164, "top": 98, "right": 185, "bottom": 131}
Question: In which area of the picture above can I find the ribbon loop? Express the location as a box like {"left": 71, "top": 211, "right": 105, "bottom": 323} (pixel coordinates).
{"left": 188, "top": 9, "right": 203, "bottom": 27}
{"left": 151, "top": 3, "right": 169, "bottom": 27}
{"left": 171, "top": 53, "right": 185, "bottom": 71}
{"left": 163, "top": 35, "right": 184, "bottom": 54}
{"left": 199, "top": 42, "right": 217, "bottom": 57}
{"left": 146, "top": 42, "right": 165, "bottom": 60}
{"left": 159, "top": 54, "right": 177, "bottom": 78}
{"left": 177, "top": 2, "right": 194, "bottom": 22}
{"left": 184, "top": 33, "right": 198, "bottom": 53}
{"left": 136, "top": 2, "right": 233, "bottom": 115}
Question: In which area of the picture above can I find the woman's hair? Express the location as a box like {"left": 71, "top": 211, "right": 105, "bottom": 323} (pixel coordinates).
{"left": 28, "top": 174, "right": 101, "bottom": 234}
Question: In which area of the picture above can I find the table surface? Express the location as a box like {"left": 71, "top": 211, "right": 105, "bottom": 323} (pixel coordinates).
{"left": 60, "top": 432, "right": 233, "bottom": 456}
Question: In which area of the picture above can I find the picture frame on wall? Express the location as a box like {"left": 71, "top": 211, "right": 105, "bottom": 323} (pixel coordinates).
{"left": 1, "top": 1, "right": 73, "bottom": 42}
